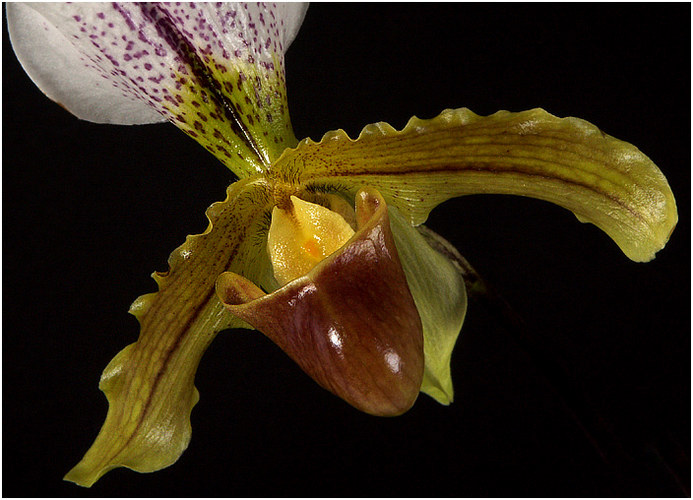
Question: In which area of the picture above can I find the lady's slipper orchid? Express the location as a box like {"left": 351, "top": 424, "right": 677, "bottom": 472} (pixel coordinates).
{"left": 7, "top": 2, "right": 678, "bottom": 489}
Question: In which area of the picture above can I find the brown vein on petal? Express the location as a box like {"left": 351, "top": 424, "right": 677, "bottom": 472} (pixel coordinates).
{"left": 96, "top": 179, "right": 272, "bottom": 467}
{"left": 306, "top": 164, "right": 646, "bottom": 222}
{"left": 136, "top": 4, "right": 268, "bottom": 168}
{"left": 115, "top": 289, "right": 215, "bottom": 456}
{"left": 298, "top": 133, "right": 639, "bottom": 197}
{"left": 116, "top": 218, "right": 255, "bottom": 452}
{"left": 376, "top": 136, "right": 632, "bottom": 175}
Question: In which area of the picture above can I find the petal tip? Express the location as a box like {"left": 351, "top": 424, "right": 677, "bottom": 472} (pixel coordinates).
{"left": 63, "top": 461, "right": 113, "bottom": 488}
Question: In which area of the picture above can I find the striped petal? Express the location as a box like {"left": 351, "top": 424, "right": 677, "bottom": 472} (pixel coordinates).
{"left": 7, "top": 2, "right": 308, "bottom": 177}
{"left": 273, "top": 108, "right": 677, "bottom": 263}
{"left": 64, "top": 176, "right": 275, "bottom": 487}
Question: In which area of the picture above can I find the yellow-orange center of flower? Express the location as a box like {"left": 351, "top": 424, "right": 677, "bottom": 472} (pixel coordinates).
{"left": 268, "top": 196, "right": 355, "bottom": 286}
{"left": 302, "top": 238, "right": 321, "bottom": 259}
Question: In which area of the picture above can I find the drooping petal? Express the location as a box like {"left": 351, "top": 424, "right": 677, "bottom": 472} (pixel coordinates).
{"left": 64, "top": 176, "right": 274, "bottom": 487}
{"left": 7, "top": 2, "right": 308, "bottom": 177}
{"left": 273, "top": 108, "right": 677, "bottom": 262}
{"left": 216, "top": 189, "right": 425, "bottom": 416}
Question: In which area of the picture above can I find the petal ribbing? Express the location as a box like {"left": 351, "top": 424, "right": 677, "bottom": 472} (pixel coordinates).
{"left": 273, "top": 108, "right": 677, "bottom": 262}
{"left": 64, "top": 176, "right": 274, "bottom": 487}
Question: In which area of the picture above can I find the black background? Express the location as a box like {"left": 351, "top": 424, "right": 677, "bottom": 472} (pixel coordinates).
{"left": 3, "top": 3, "right": 690, "bottom": 497}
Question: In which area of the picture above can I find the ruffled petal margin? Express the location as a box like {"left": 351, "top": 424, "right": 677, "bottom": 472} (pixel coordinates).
{"left": 274, "top": 107, "right": 677, "bottom": 263}
{"left": 64, "top": 176, "right": 274, "bottom": 487}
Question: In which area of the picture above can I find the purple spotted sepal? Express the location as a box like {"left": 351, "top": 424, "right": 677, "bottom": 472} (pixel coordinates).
{"left": 7, "top": 2, "right": 308, "bottom": 177}
{"left": 216, "top": 188, "right": 425, "bottom": 416}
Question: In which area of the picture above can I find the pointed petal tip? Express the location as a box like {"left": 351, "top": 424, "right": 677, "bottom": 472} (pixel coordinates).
{"left": 63, "top": 462, "right": 110, "bottom": 488}
{"left": 421, "top": 384, "right": 453, "bottom": 406}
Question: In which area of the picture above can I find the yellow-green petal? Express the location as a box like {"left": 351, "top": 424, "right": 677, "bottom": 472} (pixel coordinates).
{"left": 64, "top": 176, "right": 274, "bottom": 487}
{"left": 388, "top": 207, "right": 467, "bottom": 404}
{"left": 274, "top": 108, "right": 677, "bottom": 262}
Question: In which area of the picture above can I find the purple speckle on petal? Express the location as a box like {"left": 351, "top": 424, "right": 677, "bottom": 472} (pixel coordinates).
{"left": 148, "top": 74, "right": 165, "bottom": 84}
{"left": 53, "top": 1, "right": 295, "bottom": 173}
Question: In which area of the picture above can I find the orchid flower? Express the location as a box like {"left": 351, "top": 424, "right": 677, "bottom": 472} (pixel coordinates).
{"left": 7, "top": 2, "right": 677, "bottom": 488}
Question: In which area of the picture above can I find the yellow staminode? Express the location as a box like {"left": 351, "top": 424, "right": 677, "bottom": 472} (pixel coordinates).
{"left": 268, "top": 196, "right": 355, "bottom": 285}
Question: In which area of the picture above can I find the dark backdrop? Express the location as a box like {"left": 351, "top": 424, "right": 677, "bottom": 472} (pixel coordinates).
{"left": 3, "top": 3, "right": 690, "bottom": 497}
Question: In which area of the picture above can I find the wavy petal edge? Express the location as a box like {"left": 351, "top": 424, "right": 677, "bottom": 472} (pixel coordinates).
{"left": 274, "top": 107, "right": 677, "bottom": 263}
